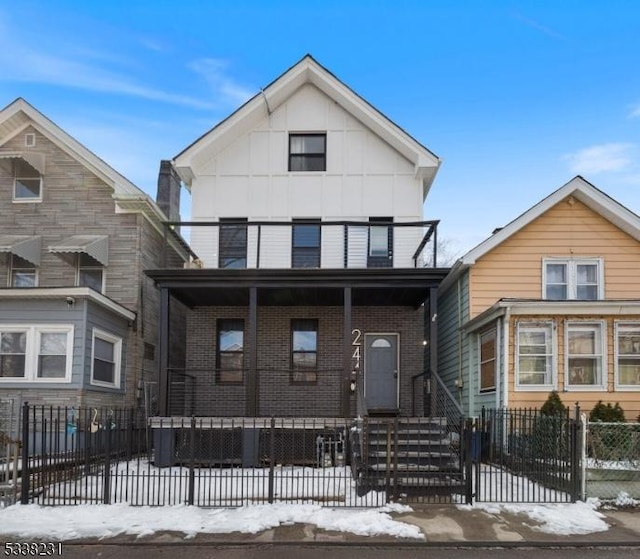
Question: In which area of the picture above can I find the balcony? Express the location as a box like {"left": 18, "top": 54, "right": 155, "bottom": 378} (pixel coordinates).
{"left": 162, "top": 219, "right": 440, "bottom": 270}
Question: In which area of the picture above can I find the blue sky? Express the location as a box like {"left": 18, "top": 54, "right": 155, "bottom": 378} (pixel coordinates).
{"left": 2, "top": 0, "right": 640, "bottom": 256}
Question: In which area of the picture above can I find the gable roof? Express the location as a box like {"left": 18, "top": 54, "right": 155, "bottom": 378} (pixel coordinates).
{"left": 0, "top": 97, "right": 170, "bottom": 231}
{"left": 173, "top": 54, "right": 441, "bottom": 197}
{"left": 440, "top": 176, "right": 640, "bottom": 291}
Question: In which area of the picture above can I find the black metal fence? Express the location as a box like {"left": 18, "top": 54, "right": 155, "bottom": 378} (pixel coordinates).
{"left": 472, "top": 407, "right": 581, "bottom": 503}
{"left": 8, "top": 404, "right": 584, "bottom": 507}
{"left": 19, "top": 405, "right": 147, "bottom": 506}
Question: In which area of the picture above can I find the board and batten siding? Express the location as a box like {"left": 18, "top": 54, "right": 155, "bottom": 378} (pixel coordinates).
{"left": 189, "top": 83, "right": 424, "bottom": 268}
{"left": 469, "top": 197, "right": 640, "bottom": 318}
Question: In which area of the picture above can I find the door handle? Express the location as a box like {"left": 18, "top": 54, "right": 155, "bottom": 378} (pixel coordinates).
{"left": 393, "top": 370, "right": 398, "bottom": 378}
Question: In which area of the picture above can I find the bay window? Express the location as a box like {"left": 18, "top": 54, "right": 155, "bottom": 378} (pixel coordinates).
{"left": 0, "top": 326, "right": 73, "bottom": 382}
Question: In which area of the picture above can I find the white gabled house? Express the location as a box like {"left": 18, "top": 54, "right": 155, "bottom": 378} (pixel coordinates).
{"left": 148, "top": 55, "right": 448, "bottom": 420}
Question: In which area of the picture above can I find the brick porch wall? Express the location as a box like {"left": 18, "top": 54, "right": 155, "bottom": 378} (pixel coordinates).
{"left": 184, "top": 305, "right": 424, "bottom": 417}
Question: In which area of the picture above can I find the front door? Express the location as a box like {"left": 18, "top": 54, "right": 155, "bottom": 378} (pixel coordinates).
{"left": 364, "top": 334, "right": 398, "bottom": 411}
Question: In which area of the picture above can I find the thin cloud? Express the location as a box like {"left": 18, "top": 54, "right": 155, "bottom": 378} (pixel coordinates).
{"left": 563, "top": 143, "right": 635, "bottom": 174}
{"left": 0, "top": 15, "right": 229, "bottom": 111}
{"left": 512, "top": 12, "right": 567, "bottom": 41}
{"left": 629, "top": 104, "right": 640, "bottom": 118}
{"left": 189, "top": 58, "right": 255, "bottom": 107}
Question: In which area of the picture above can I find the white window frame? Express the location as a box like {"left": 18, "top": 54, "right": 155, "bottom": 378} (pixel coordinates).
{"left": 12, "top": 159, "right": 43, "bottom": 203}
{"left": 0, "top": 325, "right": 73, "bottom": 383}
{"left": 8, "top": 254, "right": 38, "bottom": 288}
{"left": 565, "top": 321, "right": 606, "bottom": 391}
{"left": 90, "top": 328, "right": 122, "bottom": 389}
{"left": 614, "top": 322, "right": 640, "bottom": 391}
{"left": 515, "top": 321, "right": 556, "bottom": 391}
{"left": 542, "top": 257, "right": 604, "bottom": 300}
{"left": 478, "top": 328, "right": 497, "bottom": 393}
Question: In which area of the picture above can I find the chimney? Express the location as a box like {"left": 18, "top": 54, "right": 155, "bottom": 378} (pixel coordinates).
{"left": 156, "top": 160, "right": 181, "bottom": 222}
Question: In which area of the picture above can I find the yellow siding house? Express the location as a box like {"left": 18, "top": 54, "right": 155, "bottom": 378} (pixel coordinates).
{"left": 438, "top": 176, "right": 640, "bottom": 420}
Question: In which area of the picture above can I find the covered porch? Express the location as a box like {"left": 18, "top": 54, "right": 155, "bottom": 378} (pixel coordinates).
{"left": 147, "top": 267, "right": 447, "bottom": 419}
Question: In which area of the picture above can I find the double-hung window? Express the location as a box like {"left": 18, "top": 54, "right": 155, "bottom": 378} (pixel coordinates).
{"left": 37, "top": 331, "right": 69, "bottom": 379}
{"left": 78, "top": 253, "right": 104, "bottom": 292}
{"left": 10, "top": 254, "right": 37, "bottom": 287}
{"left": 291, "top": 319, "right": 318, "bottom": 383}
{"left": 543, "top": 258, "right": 603, "bottom": 300}
{"left": 289, "top": 134, "right": 326, "bottom": 171}
{"left": 0, "top": 331, "right": 27, "bottom": 378}
{"left": 0, "top": 326, "right": 73, "bottom": 382}
{"left": 615, "top": 322, "right": 640, "bottom": 389}
{"left": 13, "top": 159, "right": 42, "bottom": 202}
{"left": 292, "top": 220, "right": 320, "bottom": 268}
{"left": 566, "top": 322, "right": 605, "bottom": 389}
{"left": 91, "top": 329, "right": 122, "bottom": 388}
{"left": 217, "top": 319, "right": 244, "bottom": 384}
{"left": 219, "top": 218, "right": 248, "bottom": 269}
{"left": 479, "top": 328, "right": 497, "bottom": 393}
{"left": 516, "top": 322, "right": 555, "bottom": 388}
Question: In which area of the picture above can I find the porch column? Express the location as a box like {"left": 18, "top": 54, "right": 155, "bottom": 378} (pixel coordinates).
{"left": 246, "top": 286, "right": 258, "bottom": 416}
{"left": 341, "top": 286, "right": 352, "bottom": 417}
{"left": 158, "top": 287, "right": 170, "bottom": 417}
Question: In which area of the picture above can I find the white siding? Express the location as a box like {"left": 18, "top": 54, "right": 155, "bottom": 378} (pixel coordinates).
{"left": 189, "top": 83, "right": 424, "bottom": 269}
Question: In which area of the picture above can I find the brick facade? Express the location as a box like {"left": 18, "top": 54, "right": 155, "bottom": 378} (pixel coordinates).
{"left": 181, "top": 305, "right": 424, "bottom": 417}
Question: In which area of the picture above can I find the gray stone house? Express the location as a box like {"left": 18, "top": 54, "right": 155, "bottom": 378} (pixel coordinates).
{"left": 0, "top": 98, "right": 186, "bottom": 412}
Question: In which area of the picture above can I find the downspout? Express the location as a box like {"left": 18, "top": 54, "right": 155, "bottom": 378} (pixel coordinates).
{"left": 260, "top": 88, "right": 273, "bottom": 115}
{"left": 495, "top": 318, "right": 501, "bottom": 410}
{"left": 502, "top": 308, "right": 511, "bottom": 410}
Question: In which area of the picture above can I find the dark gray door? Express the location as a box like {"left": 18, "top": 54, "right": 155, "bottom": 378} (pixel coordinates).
{"left": 365, "top": 334, "right": 398, "bottom": 410}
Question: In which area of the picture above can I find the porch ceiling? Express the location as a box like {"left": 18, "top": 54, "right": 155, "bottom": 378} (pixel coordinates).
{"left": 146, "top": 267, "right": 449, "bottom": 308}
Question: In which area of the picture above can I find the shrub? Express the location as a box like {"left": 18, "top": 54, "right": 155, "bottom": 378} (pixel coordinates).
{"left": 534, "top": 392, "right": 570, "bottom": 460}
{"left": 540, "top": 391, "right": 567, "bottom": 417}
{"left": 588, "top": 402, "right": 633, "bottom": 462}
{"left": 589, "top": 401, "right": 626, "bottom": 423}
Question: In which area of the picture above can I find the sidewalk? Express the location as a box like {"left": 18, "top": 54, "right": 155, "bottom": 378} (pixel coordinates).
{"left": 39, "top": 505, "right": 640, "bottom": 547}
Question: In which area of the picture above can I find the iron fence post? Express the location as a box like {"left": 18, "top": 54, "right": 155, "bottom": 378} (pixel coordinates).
{"left": 188, "top": 416, "right": 196, "bottom": 505}
{"left": 103, "top": 417, "right": 112, "bottom": 504}
{"left": 20, "top": 402, "right": 30, "bottom": 505}
{"left": 464, "top": 418, "right": 473, "bottom": 505}
{"left": 268, "top": 417, "right": 275, "bottom": 504}
{"left": 393, "top": 418, "right": 399, "bottom": 501}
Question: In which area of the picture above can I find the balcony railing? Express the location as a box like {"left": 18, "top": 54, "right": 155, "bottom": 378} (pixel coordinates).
{"left": 162, "top": 219, "right": 439, "bottom": 270}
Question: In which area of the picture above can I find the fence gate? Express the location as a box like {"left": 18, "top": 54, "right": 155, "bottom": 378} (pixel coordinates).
{"left": 470, "top": 408, "right": 581, "bottom": 503}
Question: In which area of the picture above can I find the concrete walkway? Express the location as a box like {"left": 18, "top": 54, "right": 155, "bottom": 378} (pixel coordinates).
{"left": 40, "top": 505, "right": 640, "bottom": 547}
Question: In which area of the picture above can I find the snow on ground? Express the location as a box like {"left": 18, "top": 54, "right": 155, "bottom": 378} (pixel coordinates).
{"left": 0, "top": 502, "right": 422, "bottom": 541}
{"left": 0, "top": 499, "right": 615, "bottom": 540}
{"left": 461, "top": 499, "right": 610, "bottom": 536}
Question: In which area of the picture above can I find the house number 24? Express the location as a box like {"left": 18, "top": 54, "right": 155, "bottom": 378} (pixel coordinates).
{"left": 352, "top": 328, "right": 362, "bottom": 370}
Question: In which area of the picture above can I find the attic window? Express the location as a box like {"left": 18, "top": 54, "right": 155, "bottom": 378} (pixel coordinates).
{"left": 13, "top": 159, "right": 42, "bottom": 202}
{"left": 289, "top": 134, "right": 326, "bottom": 171}
{"left": 25, "top": 133, "right": 36, "bottom": 147}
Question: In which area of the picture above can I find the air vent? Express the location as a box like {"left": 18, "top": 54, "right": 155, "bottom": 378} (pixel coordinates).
{"left": 25, "top": 133, "right": 36, "bottom": 147}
